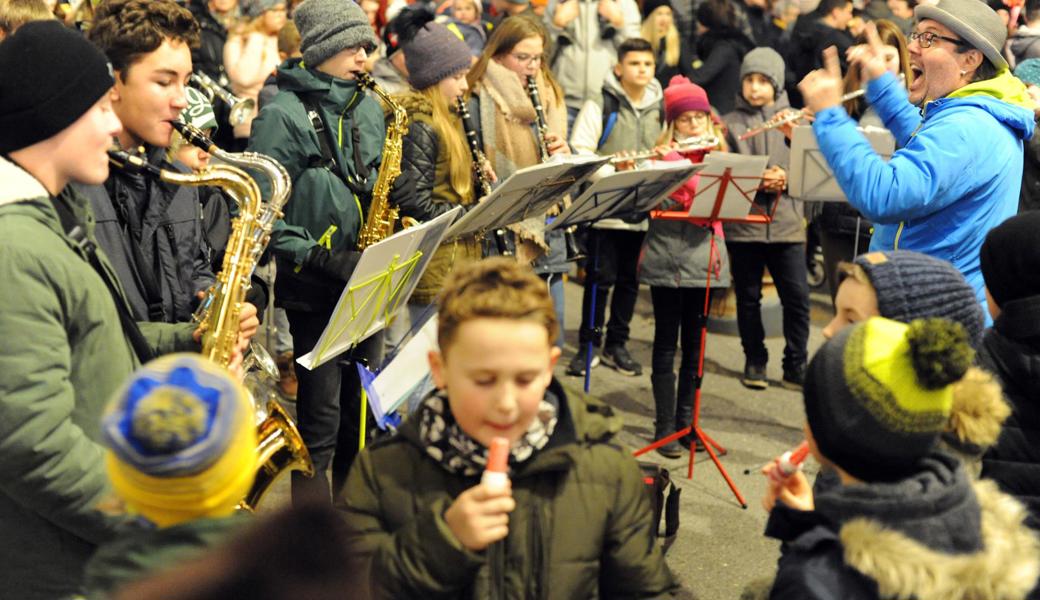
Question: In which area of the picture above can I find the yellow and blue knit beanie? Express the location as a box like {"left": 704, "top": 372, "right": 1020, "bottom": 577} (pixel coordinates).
{"left": 804, "top": 317, "right": 973, "bottom": 482}
{"left": 101, "top": 354, "right": 257, "bottom": 527}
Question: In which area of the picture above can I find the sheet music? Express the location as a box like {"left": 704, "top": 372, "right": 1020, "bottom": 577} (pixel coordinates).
{"left": 689, "top": 152, "right": 769, "bottom": 219}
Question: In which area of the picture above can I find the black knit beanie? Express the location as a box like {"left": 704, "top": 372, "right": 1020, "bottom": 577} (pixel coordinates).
{"left": 642, "top": 0, "right": 673, "bottom": 19}
{"left": 805, "top": 317, "right": 972, "bottom": 483}
{"left": 0, "top": 21, "right": 115, "bottom": 154}
{"left": 979, "top": 212, "right": 1040, "bottom": 307}
{"left": 853, "top": 251, "right": 984, "bottom": 349}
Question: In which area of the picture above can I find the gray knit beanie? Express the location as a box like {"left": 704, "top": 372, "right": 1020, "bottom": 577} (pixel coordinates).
{"left": 295, "top": 0, "right": 378, "bottom": 68}
{"left": 852, "top": 250, "right": 985, "bottom": 349}
{"left": 739, "top": 47, "right": 785, "bottom": 96}
{"left": 916, "top": 0, "right": 1008, "bottom": 71}
{"left": 404, "top": 23, "right": 472, "bottom": 90}
{"left": 242, "top": 0, "right": 284, "bottom": 19}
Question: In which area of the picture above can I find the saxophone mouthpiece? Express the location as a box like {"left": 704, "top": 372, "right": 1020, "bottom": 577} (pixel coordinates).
{"left": 107, "top": 148, "right": 159, "bottom": 177}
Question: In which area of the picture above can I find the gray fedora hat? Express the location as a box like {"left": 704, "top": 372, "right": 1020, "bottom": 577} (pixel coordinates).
{"left": 915, "top": 0, "right": 1009, "bottom": 71}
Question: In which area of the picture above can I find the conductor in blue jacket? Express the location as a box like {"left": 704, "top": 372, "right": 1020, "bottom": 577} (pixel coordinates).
{"left": 798, "top": 0, "right": 1035, "bottom": 319}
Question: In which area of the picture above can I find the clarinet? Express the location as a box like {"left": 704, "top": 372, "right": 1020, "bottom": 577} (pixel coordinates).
{"left": 455, "top": 97, "right": 513, "bottom": 256}
{"left": 525, "top": 75, "right": 584, "bottom": 263}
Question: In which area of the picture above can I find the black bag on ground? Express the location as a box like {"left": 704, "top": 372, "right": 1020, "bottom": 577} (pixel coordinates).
{"left": 639, "top": 461, "right": 681, "bottom": 540}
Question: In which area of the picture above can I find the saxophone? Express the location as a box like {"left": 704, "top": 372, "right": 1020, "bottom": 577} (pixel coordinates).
{"left": 356, "top": 71, "right": 408, "bottom": 249}
{"left": 108, "top": 148, "right": 314, "bottom": 511}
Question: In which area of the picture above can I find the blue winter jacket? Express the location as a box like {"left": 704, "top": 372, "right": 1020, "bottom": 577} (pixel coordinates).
{"left": 812, "top": 70, "right": 1035, "bottom": 317}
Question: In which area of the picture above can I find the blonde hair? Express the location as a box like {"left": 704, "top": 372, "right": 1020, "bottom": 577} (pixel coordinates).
{"left": 467, "top": 15, "right": 564, "bottom": 105}
{"left": 437, "top": 257, "right": 558, "bottom": 351}
{"left": 843, "top": 19, "right": 912, "bottom": 117}
{"left": 655, "top": 114, "right": 729, "bottom": 151}
{"left": 0, "top": 0, "right": 52, "bottom": 35}
{"left": 641, "top": 7, "right": 679, "bottom": 67}
{"left": 419, "top": 86, "right": 474, "bottom": 203}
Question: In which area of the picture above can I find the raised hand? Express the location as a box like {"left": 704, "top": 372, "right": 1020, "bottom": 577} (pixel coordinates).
{"left": 846, "top": 22, "right": 891, "bottom": 83}
{"left": 798, "top": 45, "right": 845, "bottom": 114}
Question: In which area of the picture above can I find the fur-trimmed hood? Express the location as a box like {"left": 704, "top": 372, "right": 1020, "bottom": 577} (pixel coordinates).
{"left": 0, "top": 156, "right": 49, "bottom": 207}
{"left": 841, "top": 478, "right": 1040, "bottom": 599}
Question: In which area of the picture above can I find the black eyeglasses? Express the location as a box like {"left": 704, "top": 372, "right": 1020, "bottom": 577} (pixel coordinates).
{"left": 909, "top": 30, "right": 968, "bottom": 49}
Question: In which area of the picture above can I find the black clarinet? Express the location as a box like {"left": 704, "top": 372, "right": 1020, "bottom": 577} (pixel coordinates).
{"left": 456, "top": 96, "right": 513, "bottom": 257}
{"left": 525, "top": 75, "right": 584, "bottom": 263}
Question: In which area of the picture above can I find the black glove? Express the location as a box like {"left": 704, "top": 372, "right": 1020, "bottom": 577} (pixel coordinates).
{"left": 304, "top": 246, "right": 362, "bottom": 282}
{"left": 390, "top": 169, "right": 417, "bottom": 201}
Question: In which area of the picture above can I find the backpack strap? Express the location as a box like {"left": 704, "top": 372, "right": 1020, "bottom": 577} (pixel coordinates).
{"left": 597, "top": 90, "right": 621, "bottom": 151}
{"left": 297, "top": 91, "right": 369, "bottom": 197}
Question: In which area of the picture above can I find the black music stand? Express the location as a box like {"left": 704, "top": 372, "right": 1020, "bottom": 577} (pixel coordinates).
{"left": 631, "top": 153, "right": 777, "bottom": 509}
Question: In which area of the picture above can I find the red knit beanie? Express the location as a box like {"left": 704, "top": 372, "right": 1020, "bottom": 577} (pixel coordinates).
{"left": 664, "top": 75, "right": 711, "bottom": 124}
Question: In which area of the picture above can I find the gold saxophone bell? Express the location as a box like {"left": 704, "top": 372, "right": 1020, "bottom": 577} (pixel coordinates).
{"left": 240, "top": 399, "right": 314, "bottom": 511}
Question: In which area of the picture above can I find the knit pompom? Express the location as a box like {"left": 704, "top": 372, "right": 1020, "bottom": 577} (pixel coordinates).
{"left": 130, "top": 387, "right": 209, "bottom": 454}
{"left": 905, "top": 318, "right": 973, "bottom": 390}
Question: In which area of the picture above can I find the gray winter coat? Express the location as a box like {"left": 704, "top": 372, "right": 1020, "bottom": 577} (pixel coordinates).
{"left": 640, "top": 208, "right": 731, "bottom": 289}
{"left": 722, "top": 92, "right": 806, "bottom": 243}
{"left": 76, "top": 147, "right": 215, "bottom": 323}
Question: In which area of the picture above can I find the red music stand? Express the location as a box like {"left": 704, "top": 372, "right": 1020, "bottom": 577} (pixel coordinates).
{"left": 632, "top": 166, "right": 780, "bottom": 510}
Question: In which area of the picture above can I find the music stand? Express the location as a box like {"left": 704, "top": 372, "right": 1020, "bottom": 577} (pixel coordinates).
{"left": 295, "top": 207, "right": 460, "bottom": 449}
{"left": 631, "top": 152, "right": 774, "bottom": 509}
{"left": 549, "top": 161, "right": 704, "bottom": 393}
{"left": 444, "top": 154, "right": 608, "bottom": 243}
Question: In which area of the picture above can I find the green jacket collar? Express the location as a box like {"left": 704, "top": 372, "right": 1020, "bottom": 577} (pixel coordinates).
{"left": 948, "top": 69, "right": 1035, "bottom": 110}
{"left": 277, "top": 58, "right": 363, "bottom": 110}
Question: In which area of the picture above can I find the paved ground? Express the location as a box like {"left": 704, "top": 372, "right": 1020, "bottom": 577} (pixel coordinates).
{"left": 258, "top": 274, "right": 835, "bottom": 600}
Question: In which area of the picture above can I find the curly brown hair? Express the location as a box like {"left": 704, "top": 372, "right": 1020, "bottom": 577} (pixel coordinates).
{"left": 89, "top": 0, "right": 199, "bottom": 78}
{"left": 437, "top": 257, "right": 558, "bottom": 353}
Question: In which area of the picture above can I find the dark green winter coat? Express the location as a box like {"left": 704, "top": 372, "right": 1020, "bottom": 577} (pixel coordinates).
{"left": 248, "top": 58, "right": 386, "bottom": 312}
{"left": 341, "top": 379, "right": 678, "bottom": 599}
{"left": 83, "top": 513, "right": 250, "bottom": 598}
{"left": 0, "top": 158, "right": 197, "bottom": 599}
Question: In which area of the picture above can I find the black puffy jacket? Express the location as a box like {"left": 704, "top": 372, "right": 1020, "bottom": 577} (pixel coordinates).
{"left": 980, "top": 295, "right": 1040, "bottom": 530}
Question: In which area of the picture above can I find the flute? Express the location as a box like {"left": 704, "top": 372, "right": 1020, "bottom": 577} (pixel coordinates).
{"left": 738, "top": 88, "right": 867, "bottom": 141}
{"left": 609, "top": 135, "right": 719, "bottom": 165}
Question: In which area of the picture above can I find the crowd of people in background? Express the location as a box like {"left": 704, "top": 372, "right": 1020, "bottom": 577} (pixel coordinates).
{"left": 2, "top": 0, "right": 1040, "bottom": 596}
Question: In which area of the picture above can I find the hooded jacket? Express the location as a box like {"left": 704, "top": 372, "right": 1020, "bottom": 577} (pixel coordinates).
{"left": 762, "top": 453, "right": 1040, "bottom": 600}
{"left": 813, "top": 70, "right": 1035, "bottom": 316}
{"left": 545, "top": 0, "right": 643, "bottom": 111}
{"left": 980, "top": 294, "right": 1040, "bottom": 531}
{"left": 388, "top": 91, "right": 482, "bottom": 306}
{"left": 0, "top": 158, "right": 195, "bottom": 599}
{"left": 570, "top": 72, "right": 664, "bottom": 232}
{"left": 76, "top": 146, "right": 216, "bottom": 324}
{"left": 723, "top": 91, "right": 807, "bottom": 243}
{"left": 341, "top": 379, "right": 679, "bottom": 599}
{"left": 247, "top": 58, "right": 386, "bottom": 312}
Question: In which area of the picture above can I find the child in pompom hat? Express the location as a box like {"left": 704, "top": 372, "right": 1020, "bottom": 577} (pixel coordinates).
{"left": 83, "top": 354, "right": 257, "bottom": 598}
{"left": 756, "top": 318, "right": 1040, "bottom": 600}
{"left": 637, "top": 75, "right": 731, "bottom": 458}
{"left": 980, "top": 211, "right": 1040, "bottom": 532}
{"left": 819, "top": 250, "right": 1008, "bottom": 477}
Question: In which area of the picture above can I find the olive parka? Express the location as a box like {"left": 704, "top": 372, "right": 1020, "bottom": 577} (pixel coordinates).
{"left": 0, "top": 157, "right": 198, "bottom": 599}
{"left": 341, "top": 379, "right": 679, "bottom": 599}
